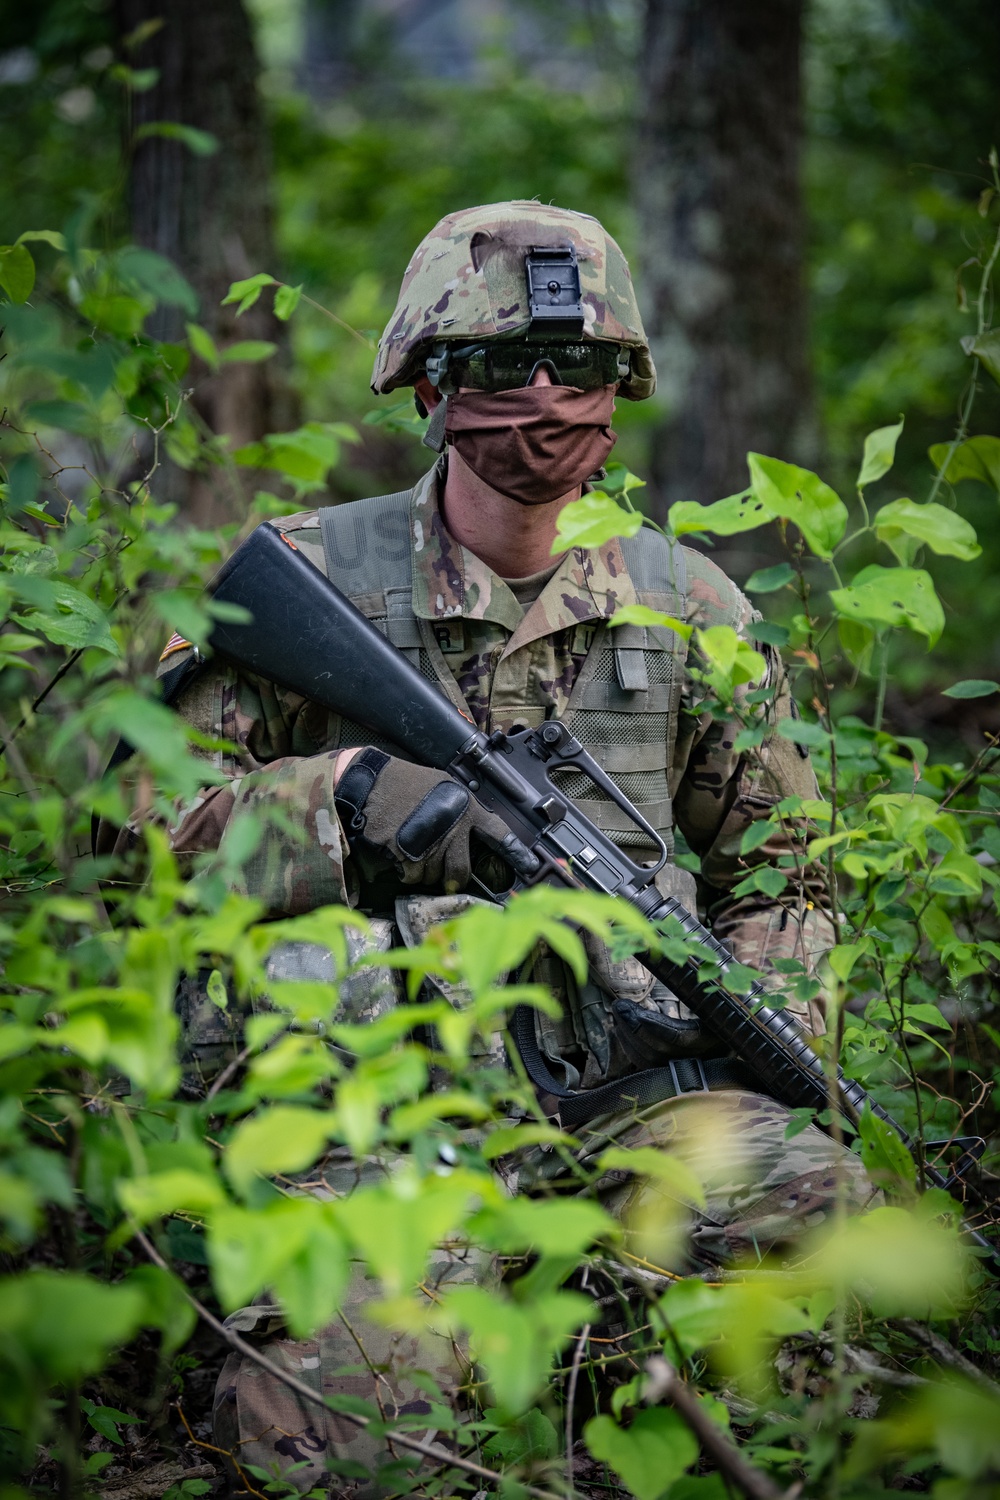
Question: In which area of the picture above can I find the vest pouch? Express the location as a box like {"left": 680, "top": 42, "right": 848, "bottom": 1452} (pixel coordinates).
{"left": 265, "top": 917, "right": 402, "bottom": 1028}
{"left": 395, "top": 893, "right": 509, "bottom": 1069}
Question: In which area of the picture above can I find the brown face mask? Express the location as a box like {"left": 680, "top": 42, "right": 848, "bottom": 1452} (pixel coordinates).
{"left": 443, "top": 384, "right": 618, "bottom": 506}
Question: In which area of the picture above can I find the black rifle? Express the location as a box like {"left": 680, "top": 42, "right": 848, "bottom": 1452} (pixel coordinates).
{"left": 208, "top": 522, "right": 998, "bottom": 1267}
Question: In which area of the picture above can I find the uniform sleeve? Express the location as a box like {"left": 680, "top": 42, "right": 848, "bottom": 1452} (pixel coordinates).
{"left": 98, "top": 648, "right": 353, "bottom": 918}
{"left": 671, "top": 553, "right": 835, "bottom": 1031}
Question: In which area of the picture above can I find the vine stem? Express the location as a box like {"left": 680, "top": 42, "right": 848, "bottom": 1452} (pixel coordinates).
{"left": 301, "top": 291, "right": 375, "bottom": 348}
{"left": 927, "top": 200, "right": 1000, "bottom": 507}
{"left": 132, "top": 1228, "right": 568, "bottom": 1500}
{"left": 872, "top": 637, "right": 889, "bottom": 733}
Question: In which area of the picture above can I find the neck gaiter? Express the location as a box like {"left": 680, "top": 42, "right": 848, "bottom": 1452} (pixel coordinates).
{"left": 443, "top": 384, "right": 618, "bottom": 505}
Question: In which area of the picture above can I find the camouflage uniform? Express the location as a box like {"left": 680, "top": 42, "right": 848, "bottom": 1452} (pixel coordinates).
{"left": 104, "top": 202, "right": 879, "bottom": 1492}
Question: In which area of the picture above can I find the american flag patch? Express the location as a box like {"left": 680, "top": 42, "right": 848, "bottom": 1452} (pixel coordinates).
{"left": 159, "top": 632, "right": 193, "bottom": 662}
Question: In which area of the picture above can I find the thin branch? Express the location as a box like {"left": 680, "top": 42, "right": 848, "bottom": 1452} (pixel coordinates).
{"left": 133, "top": 1229, "right": 566, "bottom": 1500}
{"left": 174, "top": 1399, "right": 267, "bottom": 1499}
{"left": 642, "top": 1356, "right": 788, "bottom": 1500}
{"left": 564, "top": 1320, "right": 592, "bottom": 1493}
{"left": 892, "top": 1318, "right": 1000, "bottom": 1398}
{"left": 0, "top": 647, "right": 84, "bottom": 759}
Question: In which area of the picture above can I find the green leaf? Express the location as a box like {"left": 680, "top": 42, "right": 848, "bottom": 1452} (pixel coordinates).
{"left": 811, "top": 1205, "right": 965, "bottom": 1316}
{"left": 185, "top": 321, "right": 218, "bottom": 368}
{"left": 608, "top": 603, "right": 692, "bottom": 640}
{"left": 596, "top": 1146, "right": 705, "bottom": 1209}
{"left": 482, "top": 1408, "right": 559, "bottom": 1464}
{"left": 118, "top": 1168, "right": 225, "bottom": 1226}
{"left": 744, "top": 561, "right": 796, "bottom": 593}
{"left": 23, "top": 398, "right": 93, "bottom": 435}
{"left": 929, "top": 435, "right": 1000, "bottom": 492}
{"left": 224, "top": 1106, "right": 334, "bottom": 1197}
{"left": 16, "top": 229, "right": 67, "bottom": 252}
{"left": 943, "top": 678, "right": 999, "bottom": 699}
{"left": 123, "top": 17, "right": 164, "bottom": 51}
{"left": 6, "top": 454, "right": 40, "bottom": 514}
{"left": 470, "top": 1197, "right": 616, "bottom": 1257}
{"left": 336, "top": 1175, "right": 477, "bottom": 1296}
{"left": 826, "top": 942, "right": 868, "bottom": 983}
{"left": 599, "top": 462, "right": 647, "bottom": 497}
{"left": 584, "top": 1408, "right": 698, "bottom": 1500}
{"left": 222, "top": 272, "right": 277, "bottom": 317}
{"left": 82, "top": 1400, "right": 140, "bottom": 1445}
{"left": 838, "top": 615, "right": 876, "bottom": 675}
{"left": 233, "top": 421, "right": 357, "bottom": 489}
{"left": 740, "top": 821, "right": 776, "bottom": 856}
{"left": 776, "top": 717, "right": 831, "bottom": 749}
{"left": 109, "top": 63, "right": 159, "bottom": 91}
{"left": 551, "top": 492, "right": 644, "bottom": 552}
{"left": 442, "top": 1284, "right": 591, "bottom": 1414}
{"left": 219, "top": 340, "right": 277, "bottom": 364}
{"left": 115, "top": 246, "right": 198, "bottom": 313}
{"left": 857, "top": 417, "right": 904, "bottom": 490}
{"left": 962, "top": 327, "right": 1000, "bottom": 390}
{"left": 0, "top": 244, "right": 35, "bottom": 303}
{"left": 134, "top": 121, "right": 219, "bottom": 155}
{"left": 274, "top": 283, "right": 303, "bottom": 320}
{"left": 747, "top": 453, "right": 848, "bottom": 559}
{"left": 695, "top": 625, "right": 766, "bottom": 700}
{"left": 731, "top": 866, "right": 788, "bottom": 899}
{"left": 126, "top": 1264, "right": 197, "bottom": 1358}
{"left": 0, "top": 1271, "right": 147, "bottom": 1384}
{"left": 206, "top": 968, "right": 228, "bottom": 1009}
{"left": 209, "top": 1198, "right": 348, "bottom": 1335}
{"left": 829, "top": 565, "right": 944, "bottom": 648}
{"left": 751, "top": 621, "right": 789, "bottom": 646}
{"left": 874, "top": 498, "right": 980, "bottom": 565}
{"left": 480, "top": 1123, "right": 575, "bottom": 1159}
{"left": 668, "top": 489, "right": 772, "bottom": 539}
{"left": 7, "top": 573, "right": 119, "bottom": 655}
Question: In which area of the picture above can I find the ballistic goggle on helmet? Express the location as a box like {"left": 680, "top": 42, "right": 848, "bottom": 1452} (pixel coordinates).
{"left": 371, "top": 200, "right": 656, "bottom": 402}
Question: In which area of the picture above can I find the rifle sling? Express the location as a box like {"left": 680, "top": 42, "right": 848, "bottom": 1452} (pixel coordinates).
{"left": 509, "top": 1002, "right": 748, "bottom": 1131}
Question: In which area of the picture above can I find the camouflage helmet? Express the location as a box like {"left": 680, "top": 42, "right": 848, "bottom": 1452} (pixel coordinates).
{"left": 371, "top": 200, "right": 656, "bottom": 401}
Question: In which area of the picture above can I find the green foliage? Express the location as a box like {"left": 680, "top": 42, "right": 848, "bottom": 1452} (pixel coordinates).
{"left": 3, "top": 30, "right": 1000, "bottom": 1499}
{"left": 585, "top": 1406, "right": 698, "bottom": 1500}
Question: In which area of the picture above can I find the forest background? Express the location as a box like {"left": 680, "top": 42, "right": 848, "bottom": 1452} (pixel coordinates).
{"left": 5, "top": 2, "right": 1000, "bottom": 1499}
{"left": 5, "top": 0, "right": 1000, "bottom": 732}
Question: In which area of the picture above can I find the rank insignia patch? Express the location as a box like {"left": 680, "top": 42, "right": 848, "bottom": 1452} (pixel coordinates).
{"left": 159, "top": 632, "right": 193, "bottom": 663}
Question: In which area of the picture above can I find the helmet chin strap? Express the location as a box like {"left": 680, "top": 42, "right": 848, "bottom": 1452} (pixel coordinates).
{"left": 422, "top": 394, "right": 449, "bottom": 453}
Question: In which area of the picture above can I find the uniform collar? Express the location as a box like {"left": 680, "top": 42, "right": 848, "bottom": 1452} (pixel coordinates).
{"left": 408, "top": 460, "right": 638, "bottom": 645}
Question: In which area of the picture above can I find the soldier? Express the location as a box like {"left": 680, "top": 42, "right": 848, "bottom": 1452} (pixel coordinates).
{"left": 106, "top": 201, "right": 878, "bottom": 1492}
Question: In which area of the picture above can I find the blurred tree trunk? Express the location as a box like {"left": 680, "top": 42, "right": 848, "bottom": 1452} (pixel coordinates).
{"left": 115, "top": 0, "right": 285, "bottom": 527}
{"left": 635, "top": 0, "right": 813, "bottom": 549}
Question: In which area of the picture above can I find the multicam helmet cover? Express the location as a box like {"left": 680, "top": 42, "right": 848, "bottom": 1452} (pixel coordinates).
{"left": 371, "top": 200, "right": 656, "bottom": 401}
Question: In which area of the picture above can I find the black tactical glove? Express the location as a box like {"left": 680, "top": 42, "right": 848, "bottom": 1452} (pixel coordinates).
{"left": 334, "top": 748, "right": 514, "bottom": 892}
{"left": 612, "top": 991, "right": 725, "bottom": 1064}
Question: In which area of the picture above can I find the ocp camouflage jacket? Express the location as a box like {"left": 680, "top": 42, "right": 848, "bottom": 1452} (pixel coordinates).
{"left": 100, "top": 458, "right": 832, "bottom": 1074}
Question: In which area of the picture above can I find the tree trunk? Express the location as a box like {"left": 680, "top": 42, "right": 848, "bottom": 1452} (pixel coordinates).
{"left": 116, "top": 0, "right": 285, "bottom": 527}
{"left": 635, "top": 0, "right": 813, "bottom": 555}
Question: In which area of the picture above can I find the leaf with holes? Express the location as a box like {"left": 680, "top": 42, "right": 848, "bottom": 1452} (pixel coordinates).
{"left": 830, "top": 565, "right": 944, "bottom": 648}
{"left": 747, "top": 453, "right": 848, "bottom": 559}
{"left": 668, "top": 488, "right": 773, "bottom": 538}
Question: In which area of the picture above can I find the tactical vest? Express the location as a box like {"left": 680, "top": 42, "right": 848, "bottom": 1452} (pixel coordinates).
{"left": 311, "top": 489, "right": 688, "bottom": 880}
